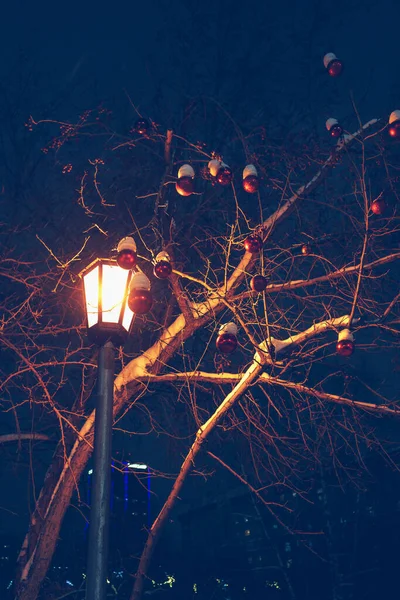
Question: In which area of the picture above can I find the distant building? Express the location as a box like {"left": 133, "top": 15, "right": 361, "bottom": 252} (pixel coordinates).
{"left": 51, "top": 455, "right": 151, "bottom": 591}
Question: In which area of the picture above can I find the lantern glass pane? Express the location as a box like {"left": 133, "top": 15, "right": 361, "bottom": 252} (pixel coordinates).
{"left": 101, "top": 264, "right": 129, "bottom": 324}
{"left": 83, "top": 266, "right": 99, "bottom": 328}
{"left": 122, "top": 300, "right": 134, "bottom": 332}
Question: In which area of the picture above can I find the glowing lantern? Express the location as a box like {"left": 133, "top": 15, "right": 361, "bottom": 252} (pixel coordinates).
{"left": 388, "top": 110, "right": 400, "bottom": 139}
{"left": 244, "top": 234, "right": 263, "bottom": 254}
{"left": 176, "top": 164, "right": 195, "bottom": 196}
{"left": 81, "top": 258, "right": 134, "bottom": 345}
{"left": 154, "top": 251, "right": 172, "bottom": 279}
{"left": 323, "top": 52, "right": 343, "bottom": 77}
{"left": 216, "top": 322, "right": 238, "bottom": 354}
{"left": 336, "top": 329, "right": 355, "bottom": 357}
{"left": 250, "top": 274, "right": 267, "bottom": 292}
{"left": 134, "top": 118, "right": 151, "bottom": 135}
{"left": 216, "top": 162, "right": 233, "bottom": 186}
{"left": 301, "top": 243, "right": 312, "bottom": 255}
{"left": 116, "top": 237, "right": 137, "bottom": 270}
{"left": 128, "top": 272, "right": 152, "bottom": 315}
{"left": 371, "top": 198, "right": 386, "bottom": 215}
{"left": 243, "top": 164, "right": 259, "bottom": 193}
{"left": 326, "top": 118, "right": 343, "bottom": 138}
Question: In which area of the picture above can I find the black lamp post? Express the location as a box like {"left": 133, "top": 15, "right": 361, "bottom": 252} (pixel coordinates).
{"left": 81, "top": 258, "right": 134, "bottom": 600}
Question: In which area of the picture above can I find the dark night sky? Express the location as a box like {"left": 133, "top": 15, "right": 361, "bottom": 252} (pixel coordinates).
{"left": 1, "top": 0, "right": 400, "bottom": 545}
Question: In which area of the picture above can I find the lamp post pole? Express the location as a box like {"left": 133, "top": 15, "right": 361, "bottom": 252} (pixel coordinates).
{"left": 86, "top": 340, "right": 115, "bottom": 600}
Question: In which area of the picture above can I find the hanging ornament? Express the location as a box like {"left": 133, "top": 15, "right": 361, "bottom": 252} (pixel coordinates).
{"left": 208, "top": 159, "right": 222, "bottom": 177}
{"left": 250, "top": 274, "right": 267, "bottom": 292}
{"left": 243, "top": 164, "right": 259, "bottom": 193}
{"left": 128, "top": 272, "right": 152, "bottom": 314}
{"left": 134, "top": 118, "right": 151, "bottom": 135}
{"left": 154, "top": 251, "right": 172, "bottom": 279}
{"left": 216, "top": 162, "right": 233, "bottom": 186}
{"left": 336, "top": 329, "right": 355, "bottom": 357}
{"left": 244, "top": 234, "right": 263, "bottom": 254}
{"left": 371, "top": 198, "right": 386, "bottom": 215}
{"left": 301, "top": 243, "right": 312, "bottom": 255}
{"left": 208, "top": 159, "right": 232, "bottom": 185}
{"left": 176, "top": 164, "right": 195, "bottom": 196}
{"left": 116, "top": 237, "right": 137, "bottom": 270}
{"left": 216, "top": 322, "right": 238, "bottom": 354}
{"left": 388, "top": 110, "right": 400, "bottom": 139}
{"left": 326, "top": 118, "right": 343, "bottom": 138}
{"left": 323, "top": 52, "right": 343, "bottom": 77}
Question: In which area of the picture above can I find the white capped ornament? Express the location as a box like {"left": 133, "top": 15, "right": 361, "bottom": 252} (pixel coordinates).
{"left": 388, "top": 110, "right": 400, "bottom": 139}
{"left": 128, "top": 272, "right": 152, "bottom": 314}
{"left": 323, "top": 52, "right": 343, "bottom": 77}
{"left": 336, "top": 329, "right": 355, "bottom": 357}
{"left": 326, "top": 118, "right": 343, "bottom": 138}
{"left": 242, "top": 164, "right": 259, "bottom": 193}
{"left": 219, "top": 322, "right": 238, "bottom": 336}
{"left": 208, "top": 159, "right": 222, "bottom": 177}
{"left": 216, "top": 322, "right": 238, "bottom": 354}
{"left": 154, "top": 251, "right": 172, "bottom": 279}
{"left": 178, "top": 164, "right": 195, "bottom": 179}
{"left": 116, "top": 236, "right": 137, "bottom": 270}
{"left": 130, "top": 272, "right": 151, "bottom": 291}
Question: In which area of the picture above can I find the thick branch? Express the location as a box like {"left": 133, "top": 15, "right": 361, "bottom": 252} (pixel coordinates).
{"left": 130, "top": 358, "right": 263, "bottom": 600}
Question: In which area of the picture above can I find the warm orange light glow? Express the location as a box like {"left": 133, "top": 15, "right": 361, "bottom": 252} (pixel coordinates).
{"left": 101, "top": 264, "right": 130, "bottom": 323}
{"left": 84, "top": 266, "right": 100, "bottom": 328}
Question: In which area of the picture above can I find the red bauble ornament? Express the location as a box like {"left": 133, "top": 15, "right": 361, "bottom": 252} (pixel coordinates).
{"left": 336, "top": 329, "right": 355, "bottom": 357}
{"left": 243, "top": 175, "right": 259, "bottom": 193}
{"left": 330, "top": 125, "right": 343, "bottom": 138}
{"left": 388, "top": 121, "right": 400, "bottom": 139}
{"left": 326, "top": 118, "right": 343, "bottom": 138}
{"left": 216, "top": 333, "right": 238, "bottom": 354}
{"left": 301, "top": 243, "right": 312, "bottom": 255}
{"left": 323, "top": 53, "right": 343, "bottom": 77}
{"left": 116, "top": 237, "right": 137, "bottom": 270}
{"left": 154, "top": 261, "right": 172, "bottom": 279}
{"left": 336, "top": 339, "right": 354, "bottom": 357}
{"left": 128, "top": 289, "right": 153, "bottom": 314}
{"left": 243, "top": 165, "right": 259, "bottom": 193}
{"left": 117, "top": 249, "right": 136, "bottom": 270}
{"left": 176, "top": 176, "right": 194, "bottom": 196}
{"left": 244, "top": 234, "right": 263, "bottom": 254}
{"left": 371, "top": 199, "right": 386, "bottom": 215}
{"left": 327, "top": 59, "right": 343, "bottom": 77}
{"left": 217, "top": 166, "right": 233, "bottom": 186}
{"left": 135, "top": 118, "right": 151, "bottom": 135}
{"left": 250, "top": 275, "right": 267, "bottom": 292}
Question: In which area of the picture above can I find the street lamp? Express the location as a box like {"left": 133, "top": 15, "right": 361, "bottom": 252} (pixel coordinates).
{"left": 81, "top": 258, "right": 134, "bottom": 600}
